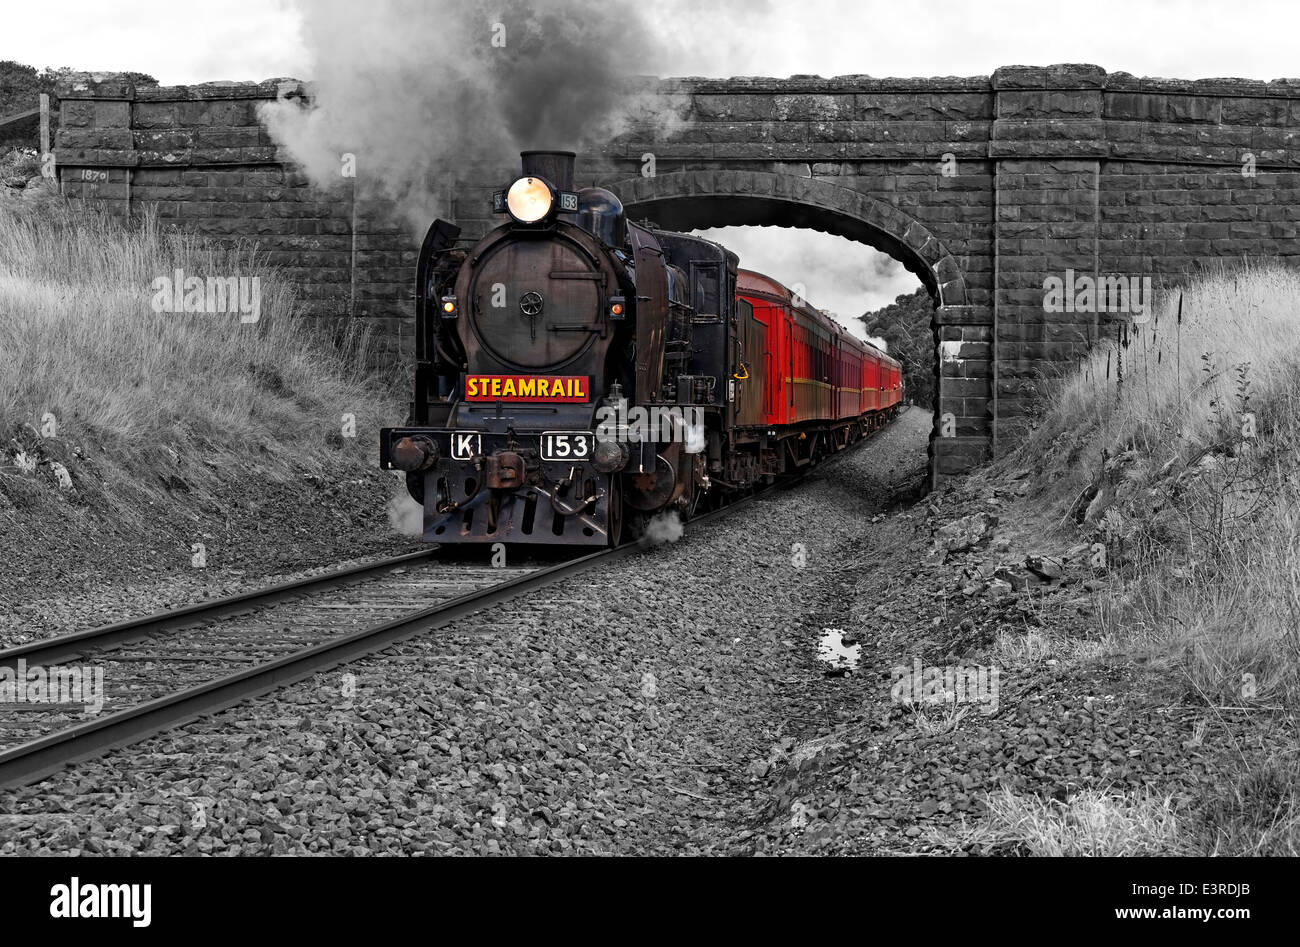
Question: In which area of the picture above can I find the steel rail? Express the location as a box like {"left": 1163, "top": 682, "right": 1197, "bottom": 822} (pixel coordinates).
{"left": 0, "top": 548, "right": 621, "bottom": 790}
{"left": 0, "top": 548, "right": 443, "bottom": 669}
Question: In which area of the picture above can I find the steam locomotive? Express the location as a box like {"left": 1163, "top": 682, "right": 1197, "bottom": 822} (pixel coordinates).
{"left": 380, "top": 151, "right": 903, "bottom": 546}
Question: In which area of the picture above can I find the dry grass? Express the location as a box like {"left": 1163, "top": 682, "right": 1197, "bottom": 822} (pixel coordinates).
{"left": 1020, "top": 263, "right": 1300, "bottom": 484}
{"left": 987, "top": 262, "right": 1300, "bottom": 856}
{"left": 911, "top": 701, "right": 973, "bottom": 736}
{"left": 1199, "top": 748, "right": 1300, "bottom": 856}
{"left": 971, "top": 788, "right": 1189, "bottom": 856}
{"left": 952, "top": 758, "right": 1300, "bottom": 857}
{"left": 987, "top": 628, "right": 1114, "bottom": 666}
{"left": 0, "top": 199, "right": 395, "bottom": 515}
{"left": 1003, "top": 262, "right": 1300, "bottom": 707}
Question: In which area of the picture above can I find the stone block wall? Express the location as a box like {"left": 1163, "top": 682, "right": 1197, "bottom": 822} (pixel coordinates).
{"left": 54, "top": 65, "right": 1300, "bottom": 483}
{"left": 55, "top": 76, "right": 416, "bottom": 343}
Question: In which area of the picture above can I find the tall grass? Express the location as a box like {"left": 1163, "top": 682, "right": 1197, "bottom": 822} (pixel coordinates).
{"left": 0, "top": 200, "right": 394, "bottom": 502}
{"left": 971, "top": 263, "right": 1300, "bottom": 857}
{"left": 1021, "top": 263, "right": 1300, "bottom": 487}
{"left": 1004, "top": 262, "right": 1300, "bottom": 707}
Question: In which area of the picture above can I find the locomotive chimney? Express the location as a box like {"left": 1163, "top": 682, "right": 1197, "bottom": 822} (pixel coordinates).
{"left": 520, "top": 150, "right": 575, "bottom": 192}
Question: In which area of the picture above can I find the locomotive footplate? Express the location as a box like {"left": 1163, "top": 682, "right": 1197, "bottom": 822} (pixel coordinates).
{"left": 381, "top": 427, "right": 614, "bottom": 545}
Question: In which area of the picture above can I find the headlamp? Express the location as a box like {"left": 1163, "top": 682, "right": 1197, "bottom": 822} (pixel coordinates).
{"left": 506, "top": 177, "right": 554, "bottom": 224}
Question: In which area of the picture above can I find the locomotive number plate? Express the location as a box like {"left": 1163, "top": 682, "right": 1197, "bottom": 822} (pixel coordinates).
{"left": 540, "top": 432, "right": 594, "bottom": 461}
{"left": 450, "top": 433, "right": 482, "bottom": 460}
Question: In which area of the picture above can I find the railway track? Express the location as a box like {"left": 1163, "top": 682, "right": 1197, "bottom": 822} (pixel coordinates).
{"left": 0, "top": 548, "right": 619, "bottom": 790}
{"left": 0, "top": 432, "right": 884, "bottom": 793}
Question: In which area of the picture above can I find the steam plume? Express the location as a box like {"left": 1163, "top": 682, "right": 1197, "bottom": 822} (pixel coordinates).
{"left": 641, "top": 511, "right": 685, "bottom": 546}
{"left": 387, "top": 472, "right": 424, "bottom": 537}
{"left": 260, "top": 0, "right": 693, "bottom": 234}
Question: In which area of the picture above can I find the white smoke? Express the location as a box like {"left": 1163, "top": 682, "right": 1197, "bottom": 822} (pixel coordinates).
{"left": 258, "top": 0, "right": 732, "bottom": 235}
{"left": 641, "top": 511, "right": 685, "bottom": 546}
{"left": 827, "top": 307, "right": 890, "bottom": 350}
{"left": 387, "top": 472, "right": 424, "bottom": 537}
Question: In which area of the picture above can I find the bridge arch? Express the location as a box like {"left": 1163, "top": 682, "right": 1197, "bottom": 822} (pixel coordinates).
{"left": 606, "top": 169, "right": 969, "bottom": 309}
{"left": 605, "top": 168, "right": 981, "bottom": 487}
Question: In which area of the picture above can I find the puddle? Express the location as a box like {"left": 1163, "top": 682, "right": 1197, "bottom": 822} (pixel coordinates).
{"left": 816, "top": 628, "right": 861, "bottom": 673}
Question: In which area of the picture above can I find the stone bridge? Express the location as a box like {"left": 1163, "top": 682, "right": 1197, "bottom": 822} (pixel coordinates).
{"left": 54, "top": 65, "right": 1300, "bottom": 482}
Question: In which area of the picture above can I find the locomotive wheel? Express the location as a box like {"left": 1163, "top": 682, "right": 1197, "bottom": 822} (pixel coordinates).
{"left": 607, "top": 480, "right": 646, "bottom": 546}
{"left": 607, "top": 480, "right": 625, "bottom": 547}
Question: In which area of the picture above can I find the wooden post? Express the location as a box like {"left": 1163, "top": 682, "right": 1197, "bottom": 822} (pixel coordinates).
{"left": 349, "top": 181, "right": 358, "bottom": 318}
{"left": 39, "top": 94, "right": 50, "bottom": 156}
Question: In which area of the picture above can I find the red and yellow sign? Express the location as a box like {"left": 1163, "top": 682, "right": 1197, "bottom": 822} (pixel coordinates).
{"left": 464, "top": 374, "right": 591, "bottom": 403}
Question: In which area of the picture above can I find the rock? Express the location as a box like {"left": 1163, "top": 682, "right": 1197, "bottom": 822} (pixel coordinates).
{"left": 993, "top": 566, "right": 1031, "bottom": 591}
{"left": 934, "top": 512, "right": 999, "bottom": 554}
{"left": 987, "top": 578, "right": 1013, "bottom": 596}
{"left": 1025, "top": 555, "right": 1064, "bottom": 581}
{"left": 50, "top": 463, "right": 74, "bottom": 491}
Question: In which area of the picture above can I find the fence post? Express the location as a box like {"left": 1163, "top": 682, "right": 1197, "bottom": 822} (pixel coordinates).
{"left": 39, "top": 93, "right": 50, "bottom": 156}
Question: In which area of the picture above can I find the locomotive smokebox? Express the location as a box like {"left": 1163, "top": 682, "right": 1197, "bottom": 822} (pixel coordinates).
{"left": 520, "top": 150, "right": 576, "bottom": 191}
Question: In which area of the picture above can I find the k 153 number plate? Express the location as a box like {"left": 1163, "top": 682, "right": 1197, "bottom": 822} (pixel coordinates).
{"left": 540, "top": 432, "right": 595, "bottom": 461}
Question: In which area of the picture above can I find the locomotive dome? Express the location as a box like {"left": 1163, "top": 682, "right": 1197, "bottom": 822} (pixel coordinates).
{"left": 576, "top": 187, "right": 626, "bottom": 248}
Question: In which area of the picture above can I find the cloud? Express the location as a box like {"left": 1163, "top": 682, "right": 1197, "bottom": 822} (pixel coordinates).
{"left": 694, "top": 225, "right": 924, "bottom": 335}
{"left": 9, "top": 0, "right": 1300, "bottom": 87}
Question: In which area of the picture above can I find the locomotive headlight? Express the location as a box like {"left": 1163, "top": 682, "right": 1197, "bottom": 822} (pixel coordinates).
{"left": 506, "top": 177, "right": 554, "bottom": 224}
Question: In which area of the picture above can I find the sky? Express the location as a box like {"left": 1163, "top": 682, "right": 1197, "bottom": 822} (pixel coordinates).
{"left": 5, "top": 0, "right": 1298, "bottom": 327}
{"left": 9, "top": 0, "right": 1299, "bottom": 89}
